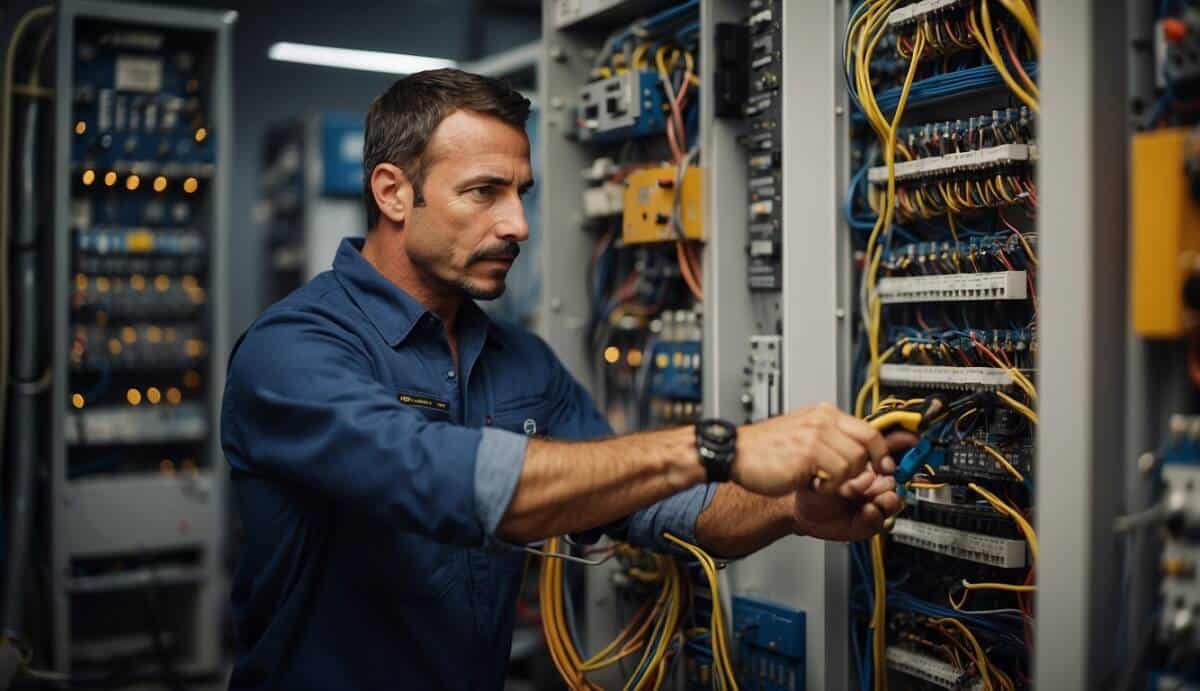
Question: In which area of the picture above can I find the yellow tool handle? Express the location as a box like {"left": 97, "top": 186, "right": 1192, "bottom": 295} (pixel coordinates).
{"left": 866, "top": 409, "right": 925, "bottom": 434}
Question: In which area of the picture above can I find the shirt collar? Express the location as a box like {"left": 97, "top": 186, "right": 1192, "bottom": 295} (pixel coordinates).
{"left": 332, "top": 237, "right": 501, "bottom": 348}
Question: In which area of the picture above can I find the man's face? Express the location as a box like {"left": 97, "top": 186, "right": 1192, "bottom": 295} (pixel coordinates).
{"left": 403, "top": 109, "right": 533, "bottom": 301}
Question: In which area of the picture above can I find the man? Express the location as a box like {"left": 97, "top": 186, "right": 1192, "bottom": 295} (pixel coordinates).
{"left": 221, "top": 69, "right": 909, "bottom": 691}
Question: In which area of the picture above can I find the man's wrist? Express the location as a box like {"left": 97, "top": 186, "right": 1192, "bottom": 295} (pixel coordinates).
{"left": 778, "top": 494, "right": 807, "bottom": 536}
{"left": 660, "top": 426, "right": 708, "bottom": 492}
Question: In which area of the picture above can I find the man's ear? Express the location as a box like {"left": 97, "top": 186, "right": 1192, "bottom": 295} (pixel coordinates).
{"left": 370, "top": 163, "right": 415, "bottom": 228}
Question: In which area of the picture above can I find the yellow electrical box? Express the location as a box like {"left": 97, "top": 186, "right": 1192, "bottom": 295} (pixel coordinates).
{"left": 1132, "top": 127, "right": 1200, "bottom": 338}
{"left": 622, "top": 166, "right": 703, "bottom": 244}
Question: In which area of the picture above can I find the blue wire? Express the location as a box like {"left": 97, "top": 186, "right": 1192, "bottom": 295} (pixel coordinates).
{"left": 862, "top": 62, "right": 1041, "bottom": 117}
{"left": 640, "top": 0, "right": 699, "bottom": 31}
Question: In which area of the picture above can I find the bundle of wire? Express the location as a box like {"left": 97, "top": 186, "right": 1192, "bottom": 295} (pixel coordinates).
{"left": 539, "top": 536, "right": 684, "bottom": 691}
{"left": 587, "top": 0, "right": 703, "bottom": 301}
{"left": 845, "top": 2, "right": 1041, "bottom": 689}
{"left": 538, "top": 534, "right": 739, "bottom": 690}
{"left": 663, "top": 533, "right": 737, "bottom": 691}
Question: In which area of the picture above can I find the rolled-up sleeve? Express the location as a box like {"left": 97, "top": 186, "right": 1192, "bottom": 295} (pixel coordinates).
{"left": 621, "top": 483, "right": 718, "bottom": 550}
{"left": 474, "top": 426, "right": 530, "bottom": 542}
{"left": 539, "top": 341, "right": 717, "bottom": 554}
{"left": 222, "top": 308, "right": 519, "bottom": 547}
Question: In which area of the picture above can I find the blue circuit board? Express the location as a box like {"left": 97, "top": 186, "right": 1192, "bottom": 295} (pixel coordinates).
{"left": 733, "top": 595, "right": 806, "bottom": 691}
{"left": 71, "top": 22, "right": 214, "bottom": 175}
{"left": 648, "top": 339, "right": 702, "bottom": 401}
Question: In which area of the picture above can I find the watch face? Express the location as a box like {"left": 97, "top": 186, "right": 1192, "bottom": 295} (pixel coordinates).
{"left": 702, "top": 421, "right": 732, "bottom": 441}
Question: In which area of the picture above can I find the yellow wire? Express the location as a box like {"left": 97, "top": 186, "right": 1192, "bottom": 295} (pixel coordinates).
{"left": 995, "top": 390, "right": 1038, "bottom": 426}
{"left": 632, "top": 43, "right": 651, "bottom": 70}
{"left": 996, "top": 0, "right": 1041, "bottom": 54}
{"left": 622, "top": 556, "right": 682, "bottom": 691}
{"left": 908, "top": 481, "right": 948, "bottom": 490}
{"left": 863, "top": 21, "right": 923, "bottom": 409}
{"left": 931, "top": 618, "right": 993, "bottom": 690}
{"left": 870, "top": 535, "right": 888, "bottom": 691}
{"left": 662, "top": 533, "right": 738, "bottom": 691}
{"left": 970, "top": 440, "right": 1025, "bottom": 483}
{"left": 969, "top": 1, "right": 1039, "bottom": 113}
{"left": 969, "top": 483, "right": 1039, "bottom": 563}
{"left": 962, "top": 580, "right": 1036, "bottom": 593}
{"left": 971, "top": 342, "right": 1037, "bottom": 401}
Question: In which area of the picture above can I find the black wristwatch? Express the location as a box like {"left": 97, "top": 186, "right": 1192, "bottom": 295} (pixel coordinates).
{"left": 695, "top": 418, "right": 737, "bottom": 483}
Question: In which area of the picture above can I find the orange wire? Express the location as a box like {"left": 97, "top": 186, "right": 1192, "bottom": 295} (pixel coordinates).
{"left": 676, "top": 241, "right": 703, "bottom": 300}
{"left": 998, "top": 23, "right": 1036, "bottom": 95}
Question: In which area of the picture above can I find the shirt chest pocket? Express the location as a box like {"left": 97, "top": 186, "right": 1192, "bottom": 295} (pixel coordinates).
{"left": 491, "top": 394, "right": 554, "bottom": 438}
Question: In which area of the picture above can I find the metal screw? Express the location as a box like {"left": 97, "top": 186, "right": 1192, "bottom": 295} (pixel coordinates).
{"left": 550, "top": 97, "right": 565, "bottom": 111}
{"left": 550, "top": 45, "right": 565, "bottom": 63}
{"left": 835, "top": 308, "right": 846, "bottom": 319}
{"left": 835, "top": 105, "right": 845, "bottom": 116}
{"left": 550, "top": 297, "right": 562, "bottom": 312}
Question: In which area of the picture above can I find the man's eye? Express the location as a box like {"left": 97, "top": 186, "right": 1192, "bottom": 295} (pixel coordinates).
{"left": 467, "top": 187, "right": 494, "bottom": 201}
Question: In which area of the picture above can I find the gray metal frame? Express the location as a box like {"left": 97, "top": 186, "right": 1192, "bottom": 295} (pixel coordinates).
{"left": 537, "top": 3, "right": 600, "bottom": 385}
{"left": 1034, "top": 1, "right": 1129, "bottom": 688}
{"left": 51, "top": 0, "right": 234, "bottom": 673}
{"left": 724, "top": 2, "right": 852, "bottom": 690}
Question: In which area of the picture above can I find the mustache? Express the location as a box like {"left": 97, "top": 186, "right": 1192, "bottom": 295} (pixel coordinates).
{"left": 468, "top": 242, "right": 521, "bottom": 264}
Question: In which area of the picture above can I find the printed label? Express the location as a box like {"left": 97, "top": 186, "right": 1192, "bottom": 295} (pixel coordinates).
{"left": 397, "top": 391, "right": 449, "bottom": 413}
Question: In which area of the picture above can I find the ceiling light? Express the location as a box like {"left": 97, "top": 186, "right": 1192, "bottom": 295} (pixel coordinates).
{"left": 268, "top": 42, "right": 457, "bottom": 75}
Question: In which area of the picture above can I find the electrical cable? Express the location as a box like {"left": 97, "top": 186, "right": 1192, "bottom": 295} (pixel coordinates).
{"left": 0, "top": 4, "right": 54, "bottom": 513}
{"left": 662, "top": 533, "right": 736, "bottom": 691}
{"left": 540, "top": 536, "right": 684, "bottom": 690}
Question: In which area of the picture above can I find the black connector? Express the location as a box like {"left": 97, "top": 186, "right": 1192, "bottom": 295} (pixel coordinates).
{"left": 714, "top": 23, "right": 749, "bottom": 118}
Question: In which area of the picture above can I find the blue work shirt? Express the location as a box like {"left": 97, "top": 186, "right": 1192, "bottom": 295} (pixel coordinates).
{"left": 221, "top": 238, "right": 715, "bottom": 691}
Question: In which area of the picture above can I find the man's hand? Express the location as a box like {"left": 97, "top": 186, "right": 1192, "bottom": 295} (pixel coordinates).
{"left": 792, "top": 468, "right": 903, "bottom": 542}
{"left": 793, "top": 430, "right": 915, "bottom": 541}
{"left": 732, "top": 403, "right": 893, "bottom": 497}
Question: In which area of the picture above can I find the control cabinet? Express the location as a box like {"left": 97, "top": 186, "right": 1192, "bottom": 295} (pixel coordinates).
{"left": 535, "top": 2, "right": 1128, "bottom": 690}
{"left": 48, "top": 0, "right": 233, "bottom": 675}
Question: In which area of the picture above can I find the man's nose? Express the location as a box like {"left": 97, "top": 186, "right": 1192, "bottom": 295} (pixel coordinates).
{"left": 496, "top": 195, "right": 530, "bottom": 243}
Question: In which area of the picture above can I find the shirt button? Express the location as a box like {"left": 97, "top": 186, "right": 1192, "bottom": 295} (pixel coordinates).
{"left": 446, "top": 370, "right": 456, "bottom": 380}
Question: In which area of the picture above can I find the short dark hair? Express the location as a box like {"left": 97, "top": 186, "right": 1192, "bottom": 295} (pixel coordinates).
{"left": 362, "top": 68, "right": 532, "bottom": 230}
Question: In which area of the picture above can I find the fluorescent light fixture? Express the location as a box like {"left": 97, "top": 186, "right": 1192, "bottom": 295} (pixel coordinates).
{"left": 268, "top": 42, "right": 457, "bottom": 75}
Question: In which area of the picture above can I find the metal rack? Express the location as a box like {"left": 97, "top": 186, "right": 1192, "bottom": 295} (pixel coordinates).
{"left": 48, "top": 0, "right": 234, "bottom": 674}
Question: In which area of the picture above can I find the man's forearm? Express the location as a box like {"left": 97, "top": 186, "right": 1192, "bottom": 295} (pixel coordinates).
{"left": 694, "top": 484, "right": 795, "bottom": 559}
{"left": 496, "top": 427, "right": 705, "bottom": 543}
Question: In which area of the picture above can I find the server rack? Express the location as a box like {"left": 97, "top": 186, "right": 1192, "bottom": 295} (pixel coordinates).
{"left": 47, "top": 0, "right": 233, "bottom": 675}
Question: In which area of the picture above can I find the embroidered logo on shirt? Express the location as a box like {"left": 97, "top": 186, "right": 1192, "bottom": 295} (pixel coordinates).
{"left": 523, "top": 418, "right": 537, "bottom": 436}
{"left": 397, "top": 391, "right": 450, "bottom": 413}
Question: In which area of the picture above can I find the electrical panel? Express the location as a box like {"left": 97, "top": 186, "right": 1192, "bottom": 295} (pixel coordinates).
{"left": 1119, "top": 5, "right": 1200, "bottom": 690}
{"left": 743, "top": 0, "right": 783, "bottom": 294}
{"left": 841, "top": 2, "right": 1039, "bottom": 689}
{"left": 46, "top": 0, "right": 232, "bottom": 676}
{"left": 551, "top": 0, "right": 705, "bottom": 434}
{"left": 530, "top": 2, "right": 1173, "bottom": 690}
{"left": 536, "top": 2, "right": 1192, "bottom": 690}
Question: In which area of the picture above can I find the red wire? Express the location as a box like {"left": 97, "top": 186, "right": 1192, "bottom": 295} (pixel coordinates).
{"left": 998, "top": 23, "right": 1036, "bottom": 94}
{"left": 1187, "top": 339, "right": 1200, "bottom": 390}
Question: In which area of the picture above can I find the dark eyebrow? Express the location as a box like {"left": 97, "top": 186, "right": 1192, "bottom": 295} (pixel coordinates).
{"left": 458, "top": 174, "right": 513, "bottom": 189}
{"left": 518, "top": 179, "right": 535, "bottom": 194}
